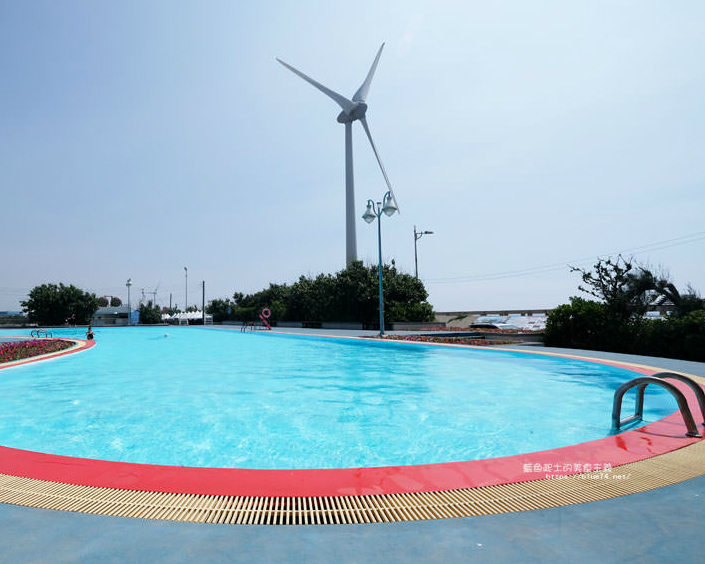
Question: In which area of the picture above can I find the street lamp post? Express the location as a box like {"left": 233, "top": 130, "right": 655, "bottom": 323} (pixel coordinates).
{"left": 362, "top": 190, "right": 398, "bottom": 336}
{"left": 413, "top": 226, "right": 434, "bottom": 279}
{"left": 184, "top": 266, "right": 188, "bottom": 312}
{"left": 126, "top": 278, "right": 132, "bottom": 326}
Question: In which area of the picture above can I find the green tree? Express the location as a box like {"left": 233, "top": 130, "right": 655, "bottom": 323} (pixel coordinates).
{"left": 225, "top": 284, "right": 292, "bottom": 323}
{"left": 21, "top": 283, "right": 99, "bottom": 326}
{"left": 226, "top": 261, "right": 433, "bottom": 325}
{"left": 110, "top": 296, "right": 122, "bottom": 307}
{"left": 572, "top": 256, "right": 705, "bottom": 320}
{"left": 651, "top": 280, "right": 704, "bottom": 317}
{"left": 570, "top": 255, "right": 645, "bottom": 323}
{"left": 381, "top": 263, "right": 433, "bottom": 322}
{"left": 138, "top": 301, "right": 162, "bottom": 324}
{"left": 206, "top": 298, "right": 234, "bottom": 322}
{"left": 331, "top": 261, "right": 377, "bottom": 322}
{"left": 544, "top": 297, "right": 608, "bottom": 348}
{"left": 547, "top": 258, "right": 705, "bottom": 360}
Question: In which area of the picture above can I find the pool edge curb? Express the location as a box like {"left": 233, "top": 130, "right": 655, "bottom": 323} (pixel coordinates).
{"left": 2, "top": 438, "right": 705, "bottom": 524}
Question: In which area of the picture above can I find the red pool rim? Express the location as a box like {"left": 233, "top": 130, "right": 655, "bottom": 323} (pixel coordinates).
{"left": 1, "top": 336, "right": 703, "bottom": 498}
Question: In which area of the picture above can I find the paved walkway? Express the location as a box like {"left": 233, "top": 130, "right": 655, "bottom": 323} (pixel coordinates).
{"left": 1, "top": 332, "right": 704, "bottom": 563}
{"left": 2, "top": 472, "right": 704, "bottom": 564}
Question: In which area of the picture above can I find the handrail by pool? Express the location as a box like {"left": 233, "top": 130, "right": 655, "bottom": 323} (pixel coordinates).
{"left": 30, "top": 329, "right": 52, "bottom": 338}
{"left": 612, "top": 376, "right": 701, "bottom": 437}
{"left": 240, "top": 321, "right": 268, "bottom": 332}
{"left": 650, "top": 371, "right": 705, "bottom": 425}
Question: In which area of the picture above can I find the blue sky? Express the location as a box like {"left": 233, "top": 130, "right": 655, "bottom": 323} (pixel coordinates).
{"left": 1, "top": 1, "right": 704, "bottom": 313}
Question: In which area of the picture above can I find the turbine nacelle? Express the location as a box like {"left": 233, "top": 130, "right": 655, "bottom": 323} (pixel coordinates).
{"left": 336, "top": 102, "right": 367, "bottom": 123}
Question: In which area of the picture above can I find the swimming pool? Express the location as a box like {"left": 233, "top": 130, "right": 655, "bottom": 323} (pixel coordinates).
{"left": 0, "top": 326, "right": 674, "bottom": 470}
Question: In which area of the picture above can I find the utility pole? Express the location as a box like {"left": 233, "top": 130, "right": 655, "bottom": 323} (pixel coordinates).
{"left": 184, "top": 266, "right": 188, "bottom": 312}
{"left": 126, "top": 278, "right": 132, "bottom": 326}
{"left": 201, "top": 281, "right": 205, "bottom": 325}
{"left": 414, "top": 225, "right": 434, "bottom": 279}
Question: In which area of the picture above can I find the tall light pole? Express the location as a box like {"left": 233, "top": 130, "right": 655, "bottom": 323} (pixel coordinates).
{"left": 362, "top": 190, "right": 398, "bottom": 336}
{"left": 184, "top": 267, "right": 188, "bottom": 312}
{"left": 126, "top": 278, "right": 132, "bottom": 326}
{"left": 413, "top": 226, "right": 434, "bottom": 279}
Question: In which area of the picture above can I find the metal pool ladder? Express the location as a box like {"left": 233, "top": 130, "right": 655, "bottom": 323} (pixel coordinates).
{"left": 612, "top": 372, "right": 705, "bottom": 438}
{"left": 30, "top": 329, "right": 52, "bottom": 338}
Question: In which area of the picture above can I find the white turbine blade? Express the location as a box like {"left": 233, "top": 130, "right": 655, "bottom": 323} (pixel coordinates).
{"left": 360, "top": 117, "right": 399, "bottom": 212}
{"left": 276, "top": 57, "right": 356, "bottom": 115}
{"left": 353, "top": 43, "right": 385, "bottom": 103}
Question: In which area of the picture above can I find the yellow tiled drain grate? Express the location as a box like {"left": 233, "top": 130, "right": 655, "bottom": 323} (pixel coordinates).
{"left": 1, "top": 440, "right": 704, "bottom": 524}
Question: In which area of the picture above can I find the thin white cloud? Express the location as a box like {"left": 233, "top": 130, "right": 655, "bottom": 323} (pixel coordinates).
{"left": 398, "top": 13, "right": 424, "bottom": 55}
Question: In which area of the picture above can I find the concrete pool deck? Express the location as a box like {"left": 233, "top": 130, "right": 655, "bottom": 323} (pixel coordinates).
{"left": 1, "top": 329, "right": 704, "bottom": 561}
{"left": 2, "top": 473, "right": 704, "bottom": 563}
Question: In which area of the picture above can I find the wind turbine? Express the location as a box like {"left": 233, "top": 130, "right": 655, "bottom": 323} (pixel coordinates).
{"left": 277, "top": 43, "right": 399, "bottom": 265}
{"left": 147, "top": 282, "right": 160, "bottom": 306}
{"left": 141, "top": 282, "right": 160, "bottom": 306}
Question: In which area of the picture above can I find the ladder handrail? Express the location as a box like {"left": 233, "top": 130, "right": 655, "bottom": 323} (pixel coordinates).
{"left": 612, "top": 376, "right": 701, "bottom": 438}
{"left": 651, "top": 372, "right": 705, "bottom": 426}
{"left": 30, "top": 329, "right": 52, "bottom": 338}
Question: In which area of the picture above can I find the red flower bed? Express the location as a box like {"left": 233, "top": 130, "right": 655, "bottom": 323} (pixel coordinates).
{"left": 377, "top": 335, "right": 516, "bottom": 346}
{"left": 0, "top": 339, "right": 73, "bottom": 364}
{"left": 420, "top": 326, "right": 535, "bottom": 334}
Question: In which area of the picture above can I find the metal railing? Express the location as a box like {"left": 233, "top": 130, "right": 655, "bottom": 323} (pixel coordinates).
{"left": 612, "top": 372, "right": 704, "bottom": 438}
{"left": 240, "top": 321, "right": 268, "bottom": 332}
{"left": 30, "top": 329, "right": 52, "bottom": 338}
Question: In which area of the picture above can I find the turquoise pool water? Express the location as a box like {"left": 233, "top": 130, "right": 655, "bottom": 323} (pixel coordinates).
{"left": 0, "top": 327, "right": 674, "bottom": 469}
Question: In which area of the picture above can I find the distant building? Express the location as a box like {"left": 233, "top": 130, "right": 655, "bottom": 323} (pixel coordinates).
{"left": 92, "top": 306, "right": 130, "bottom": 326}
{"left": 647, "top": 293, "right": 676, "bottom": 314}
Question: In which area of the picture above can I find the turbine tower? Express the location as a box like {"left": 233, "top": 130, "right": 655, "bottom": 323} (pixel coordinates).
{"left": 277, "top": 43, "right": 399, "bottom": 265}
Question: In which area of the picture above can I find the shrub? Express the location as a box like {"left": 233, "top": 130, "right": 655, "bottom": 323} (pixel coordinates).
{"left": 544, "top": 297, "right": 607, "bottom": 349}
{"left": 546, "top": 295, "right": 705, "bottom": 361}
{"left": 641, "top": 311, "right": 705, "bottom": 362}
{"left": 138, "top": 301, "right": 162, "bottom": 324}
{"left": 206, "top": 298, "right": 233, "bottom": 323}
{"left": 387, "top": 301, "right": 435, "bottom": 323}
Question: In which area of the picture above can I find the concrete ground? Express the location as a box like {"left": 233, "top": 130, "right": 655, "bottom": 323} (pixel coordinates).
{"left": 2, "top": 474, "right": 704, "bottom": 564}
{"left": 1, "top": 332, "right": 704, "bottom": 563}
